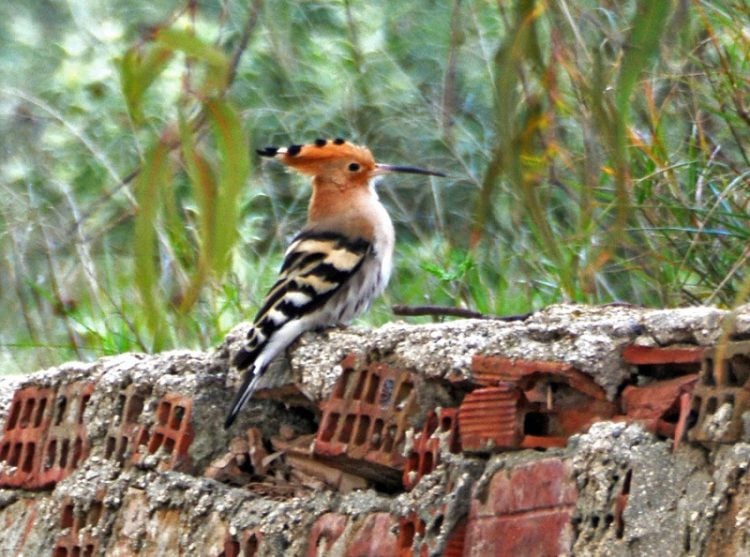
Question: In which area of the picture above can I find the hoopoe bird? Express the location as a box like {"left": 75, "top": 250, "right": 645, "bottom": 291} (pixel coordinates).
{"left": 224, "top": 138, "right": 444, "bottom": 428}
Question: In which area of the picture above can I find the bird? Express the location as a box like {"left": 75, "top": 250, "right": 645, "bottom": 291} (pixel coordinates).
{"left": 224, "top": 138, "right": 445, "bottom": 428}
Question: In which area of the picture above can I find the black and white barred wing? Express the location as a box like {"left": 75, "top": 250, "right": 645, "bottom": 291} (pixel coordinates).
{"left": 225, "top": 231, "right": 371, "bottom": 428}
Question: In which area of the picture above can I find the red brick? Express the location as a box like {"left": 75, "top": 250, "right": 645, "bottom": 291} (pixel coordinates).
{"left": 223, "top": 530, "right": 260, "bottom": 557}
{"left": 314, "top": 354, "right": 418, "bottom": 486}
{"left": 397, "top": 513, "right": 427, "bottom": 557}
{"left": 39, "top": 382, "right": 95, "bottom": 487}
{"left": 473, "top": 458, "right": 577, "bottom": 517}
{"left": 403, "top": 407, "right": 460, "bottom": 490}
{"left": 621, "top": 374, "right": 698, "bottom": 445}
{"left": 104, "top": 384, "right": 150, "bottom": 466}
{"left": 690, "top": 340, "right": 750, "bottom": 444}
{"left": 464, "top": 507, "right": 575, "bottom": 557}
{"left": 138, "top": 393, "right": 195, "bottom": 472}
{"left": 614, "top": 469, "right": 632, "bottom": 539}
{"left": 465, "top": 458, "right": 577, "bottom": 556}
{"left": 444, "top": 518, "right": 466, "bottom": 557}
{"left": 222, "top": 534, "right": 241, "bottom": 557}
{"left": 459, "top": 384, "right": 522, "bottom": 452}
{"left": 622, "top": 345, "right": 705, "bottom": 365}
{"left": 0, "top": 386, "right": 55, "bottom": 489}
{"left": 471, "top": 356, "right": 606, "bottom": 400}
{"left": 462, "top": 358, "right": 617, "bottom": 452}
{"left": 345, "top": 512, "right": 399, "bottom": 557}
{"left": 53, "top": 492, "right": 106, "bottom": 557}
{"left": 307, "top": 513, "right": 348, "bottom": 557}
{"left": 0, "top": 382, "right": 94, "bottom": 490}
{"left": 242, "top": 531, "right": 260, "bottom": 556}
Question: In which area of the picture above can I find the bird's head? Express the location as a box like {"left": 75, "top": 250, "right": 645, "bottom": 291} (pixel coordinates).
{"left": 257, "top": 138, "right": 444, "bottom": 190}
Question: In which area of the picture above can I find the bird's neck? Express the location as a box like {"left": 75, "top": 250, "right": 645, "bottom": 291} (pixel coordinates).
{"left": 307, "top": 178, "right": 383, "bottom": 238}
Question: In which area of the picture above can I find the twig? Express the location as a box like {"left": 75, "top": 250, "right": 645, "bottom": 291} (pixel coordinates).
{"left": 392, "top": 304, "right": 531, "bottom": 322}
{"left": 228, "top": 0, "right": 263, "bottom": 86}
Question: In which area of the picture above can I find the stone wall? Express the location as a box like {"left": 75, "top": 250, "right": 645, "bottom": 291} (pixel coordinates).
{"left": 1, "top": 304, "right": 749, "bottom": 556}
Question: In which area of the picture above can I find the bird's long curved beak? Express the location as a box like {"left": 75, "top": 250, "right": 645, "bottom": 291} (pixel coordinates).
{"left": 374, "top": 163, "right": 446, "bottom": 177}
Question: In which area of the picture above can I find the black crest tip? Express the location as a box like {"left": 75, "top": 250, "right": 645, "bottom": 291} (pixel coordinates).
{"left": 333, "top": 137, "right": 346, "bottom": 145}
{"left": 287, "top": 144, "right": 302, "bottom": 156}
{"left": 257, "top": 146, "right": 279, "bottom": 157}
{"left": 314, "top": 138, "right": 327, "bottom": 147}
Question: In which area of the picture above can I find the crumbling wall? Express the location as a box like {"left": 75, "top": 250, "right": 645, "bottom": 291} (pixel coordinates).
{"left": 1, "top": 304, "right": 750, "bottom": 556}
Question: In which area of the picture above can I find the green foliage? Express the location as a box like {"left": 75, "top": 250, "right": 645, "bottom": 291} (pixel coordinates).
{"left": 0, "top": 0, "right": 748, "bottom": 373}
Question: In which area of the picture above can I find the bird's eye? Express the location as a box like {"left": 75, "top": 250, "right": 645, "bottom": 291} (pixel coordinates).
{"left": 348, "top": 162, "right": 361, "bottom": 172}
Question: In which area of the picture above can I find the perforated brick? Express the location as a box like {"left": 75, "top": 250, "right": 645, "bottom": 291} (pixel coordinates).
{"left": 103, "top": 384, "right": 150, "bottom": 467}
{"left": 397, "top": 512, "right": 427, "bottom": 557}
{"left": 689, "top": 340, "right": 750, "bottom": 444}
{"left": 464, "top": 457, "right": 577, "bottom": 556}
{"left": 39, "top": 382, "right": 94, "bottom": 487}
{"left": 314, "top": 354, "right": 418, "bottom": 486}
{"left": 0, "top": 382, "right": 94, "bottom": 490}
{"left": 222, "top": 530, "right": 260, "bottom": 557}
{"left": 403, "top": 407, "right": 460, "bottom": 490}
{"left": 53, "top": 491, "right": 106, "bottom": 557}
{"left": 0, "top": 386, "right": 55, "bottom": 489}
{"left": 141, "top": 393, "right": 195, "bottom": 472}
{"left": 103, "top": 388, "right": 196, "bottom": 472}
{"left": 444, "top": 518, "right": 467, "bottom": 557}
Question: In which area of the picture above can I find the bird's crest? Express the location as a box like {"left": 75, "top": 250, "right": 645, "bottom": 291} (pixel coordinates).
{"left": 256, "top": 138, "right": 376, "bottom": 176}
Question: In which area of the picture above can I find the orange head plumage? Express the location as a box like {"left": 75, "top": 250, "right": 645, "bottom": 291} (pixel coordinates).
{"left": 256, "top": 138, "right": 444, "bottom": 191}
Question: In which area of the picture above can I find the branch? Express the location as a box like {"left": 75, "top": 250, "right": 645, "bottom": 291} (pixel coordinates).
{"left": 392, "top": 304, "right": 531, "bottom": 322}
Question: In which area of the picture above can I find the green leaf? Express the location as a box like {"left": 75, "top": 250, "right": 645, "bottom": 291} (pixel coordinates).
{"left": 119, "top": 45, "right": 173, "bottom": 124}
{"left": 155, "top": 28, "right": 229, "bottom": 94}
{"left": 615, "top": 1, "right": 672, "bottom": 114}
{"left": 133, "top": 140, "right": 173, "bottom": 349}
{"left": 177, "top": 111, "right": 218, "bottom": 312}
{"left": 204, "top": 98, "right": 250, "bottom": 277}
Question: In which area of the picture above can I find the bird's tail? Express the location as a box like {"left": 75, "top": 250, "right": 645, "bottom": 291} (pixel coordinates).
{"left": 224, "top": 365, "right": 262, "bottom": 429}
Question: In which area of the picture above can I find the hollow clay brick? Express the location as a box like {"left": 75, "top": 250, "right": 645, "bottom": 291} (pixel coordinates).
{"left": 314, "top": 354, "right": 418, "bottom": 485}
{"left": 403, "top": 407, "right": 460, "bottom": 490}
{"left": 690, "top": 340, "right": 750, "bottom": 444}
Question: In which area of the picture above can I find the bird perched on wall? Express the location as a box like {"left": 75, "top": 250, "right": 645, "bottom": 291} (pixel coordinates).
{"left": 224, "top": 138, "right": 444, "bottom": 428}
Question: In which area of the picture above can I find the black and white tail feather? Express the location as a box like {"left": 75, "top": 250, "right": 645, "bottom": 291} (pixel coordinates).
{"left": 224, "top": 229, "right": 382, "bottom": 428}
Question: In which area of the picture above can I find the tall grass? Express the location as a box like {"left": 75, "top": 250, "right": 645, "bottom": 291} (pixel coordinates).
{"left": 0, "top": 0, "right": 747, "bottom": 373}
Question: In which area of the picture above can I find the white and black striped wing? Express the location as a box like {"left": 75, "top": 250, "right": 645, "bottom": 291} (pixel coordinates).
{"left": 225, "top": 231, "right": 372, "bottom": 428}
{"left": 232, "top": 230, "right": 372, "bottom": 370}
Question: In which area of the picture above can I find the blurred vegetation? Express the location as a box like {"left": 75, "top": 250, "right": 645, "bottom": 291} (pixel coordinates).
{"left": 0, "top": 0, "right": 748, "bottom": 373}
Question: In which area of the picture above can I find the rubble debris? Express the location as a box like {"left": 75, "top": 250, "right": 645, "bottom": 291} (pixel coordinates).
{"left": 621, "top": 374, "right": 698, "bottom": 447}
{"left": 1, "top": 304, "right": 750, "bottom": 555}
